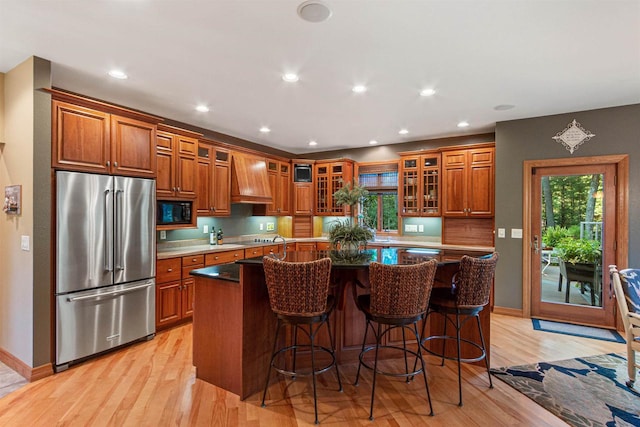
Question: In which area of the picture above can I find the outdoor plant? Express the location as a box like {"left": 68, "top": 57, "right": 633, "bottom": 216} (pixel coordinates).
{"left": 555, "top": 238, "right": 602, "bottom": 265}
{"left": 542, "top": 226, "right": 571, "bottom": 248}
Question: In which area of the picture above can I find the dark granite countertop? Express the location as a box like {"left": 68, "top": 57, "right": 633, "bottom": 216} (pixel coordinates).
{"left": 190, "top": 263, "right": 240, "bottom": 283}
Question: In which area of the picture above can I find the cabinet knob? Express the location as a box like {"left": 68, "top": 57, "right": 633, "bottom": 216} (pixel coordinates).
{"left": 167, "top": 268, "right": 173, "bottom": 272}
{"left": 114, "top": 162, "right": 118, "bottom": 168}
{"left": 177, "top": 187, "right": 181, "bottom": 192}
{"left": 214, "top": 256, "right": 219, "bottom": 260}
{"left": 234, "top": 254, "right": 238, "bottom": 257}
{"left": 106, "top": 161, "right": 110, "bottom": 167}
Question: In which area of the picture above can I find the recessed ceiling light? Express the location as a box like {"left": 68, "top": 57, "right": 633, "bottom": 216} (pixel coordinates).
{"left": 108, "top": 69, "right": 128, "bottom": 80}
{"left": 420, "top": 88, "right": 436, "bottom": 97}
{"left": 494, "top": 104, "right": 515, "bottom": 111}
{"left": 297, "top": 0, "right": 332, "bottom": 23}
{"left": 369, "top": 140, "right": 378, "bottom": 145}
{"left": 457, "top": 121, "right": 470, "bottom": 128}
{"left": 308, "top": 140, "right": 317, "bottom": 146}
{"left": 282, "top": 73, "right": 299, "bottom": 83}
{"left": 259, "top": 126, "right": 271, "bottom": 133}
{"left": 352, "top": 85, "right": 367, "bottom": 93}
{"left": 399, "top": 129, "right": 409, "bottom": 135}
{"left": 195, "top": 105, "right": 209, "bottom": 113}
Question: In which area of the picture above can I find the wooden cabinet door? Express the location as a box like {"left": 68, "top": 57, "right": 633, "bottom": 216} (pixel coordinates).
{"left": 196, "top": 145, "right": 212, "bottom": 215}
{"left": 315, "top": 164, "right": 329, "bottom": 215}
{"left": 296, "top": 242, "right": 317, "bottom": 251}
{"left": 467, "top": 148, "right": 494, "bottom": 217}
{"left": 111, "top": 115, "right": 156, "bottom": 177}
{"left": 400, "top": 156, "right": 420, "bottom": 216}
{"left": 175, "top": 136, "right": 198, "bottom": 199}
{"left": 156, "top": 280, "right": 182, "bottom": 328}
{"left": 263, "top": 160, "right": 279, "bottom": 215}
{"left": 156, "top": 132, "right": 176, "bottom": 198}
{"left": 213, "top": 158, "right": 231, "bottom": 216}
{"left": 293, "top": 182, "right": 314, "bottom": 215}
{"left": 442, "top": 150, "right": 469, "bottom": 217}
{"left": 278, "top": 162, "right": 291, "bottom": 215}
{"left": 52, "top": 101, "right": 110, "bottom": 173}
{"left": 181, "top": 278, "right": 195, "bottom": 319}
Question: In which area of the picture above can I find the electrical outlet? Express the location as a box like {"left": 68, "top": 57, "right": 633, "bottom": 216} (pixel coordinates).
{"left": 259, "top": 223, "right": 264, "bottom": 230}
{"left": 203, "top": 224, "right": 209, "bottom": 234}
{"left": 405, "top": 224, "right": 418, "bottom": 232}
{"left": 160, "top": 230, "right": 167, "bottom": 240}
{"left": 418, "top": 224, "right": 424, "bottom": 232}
{"left": 511, "top": 228, "right": 523, "bottom": 239}
{"left": 498, "top": 228, "right": 506, "bottom": 238}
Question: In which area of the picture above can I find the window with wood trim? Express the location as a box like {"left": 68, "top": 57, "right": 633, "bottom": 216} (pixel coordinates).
{"left": 358, "top": 163, "right": 399, "bottom": 232}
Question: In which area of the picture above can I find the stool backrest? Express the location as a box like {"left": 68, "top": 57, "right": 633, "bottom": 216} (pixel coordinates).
{"left": 454, "top": 253, "right": 499, "bottom": 308}
{"left": 263, "top": 256, "right": 332, "bottom": 316}
{"left": 618, "top": 268, "right": 640, "bottom": 315}
{"left": 369, "top": 260, "right": 438, "bottom": 318}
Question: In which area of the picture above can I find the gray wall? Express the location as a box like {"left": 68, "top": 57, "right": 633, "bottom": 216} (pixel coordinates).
{"left": 494, "top": 103, "right": 640, "bottom": 309}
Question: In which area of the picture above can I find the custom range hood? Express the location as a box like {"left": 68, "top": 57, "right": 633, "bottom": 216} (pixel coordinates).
{"left": 231, "top": 153, "right": 273, "bottom": 204}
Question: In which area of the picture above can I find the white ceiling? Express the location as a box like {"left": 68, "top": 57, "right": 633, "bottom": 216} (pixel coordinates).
{"left": 1, "top": 0, "right": 639, "bottom": 155}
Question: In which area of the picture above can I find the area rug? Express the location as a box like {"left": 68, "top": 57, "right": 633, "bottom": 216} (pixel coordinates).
{"left": 532, "top": 319, "right": 625, "bottom": 343}
{"left": 492, "top": 353, "right": 640, "bottom": 427}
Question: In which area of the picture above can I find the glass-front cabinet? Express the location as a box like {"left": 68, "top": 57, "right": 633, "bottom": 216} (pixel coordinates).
{"left": 314, "top": 159, "right": 354, "bottom": 216}
{"left": 400, "top": 152, "right": 440, "bottom": 217}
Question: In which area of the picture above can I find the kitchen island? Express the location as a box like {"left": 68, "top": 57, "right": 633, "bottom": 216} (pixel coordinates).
{"left": 190, "top": 247, "right": 493, "bottom": 399}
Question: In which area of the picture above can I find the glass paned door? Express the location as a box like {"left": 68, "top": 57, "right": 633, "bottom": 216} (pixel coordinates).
{"left": 531, "top": 164, "right": 616, "bottom": 327}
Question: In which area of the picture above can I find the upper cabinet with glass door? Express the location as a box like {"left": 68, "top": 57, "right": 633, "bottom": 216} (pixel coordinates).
{"left": 399, "top": 152, "right": 441, "bottom": 217}
{"left": 314, "top": 159, "right": 354, "bottom": 216}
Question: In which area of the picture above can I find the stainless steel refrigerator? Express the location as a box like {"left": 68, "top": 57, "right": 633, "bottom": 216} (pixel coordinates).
{"left": 55, "top": 171, "right": 156, "bottom": 370}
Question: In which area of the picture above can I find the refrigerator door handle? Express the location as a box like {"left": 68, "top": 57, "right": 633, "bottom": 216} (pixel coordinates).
{"left": 66, "top": 282, "right": 153, "bottom": 302}
{"left": 115, "top": 189, "right": 125, "bottom": 271}
{"left": 104, "top": 189, "right": 113, "bottom": 273}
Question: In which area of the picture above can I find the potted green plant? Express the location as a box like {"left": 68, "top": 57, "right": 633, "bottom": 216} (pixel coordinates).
{"left": 542, "top": 226, "right": 571, "bottom": 249}
{"left": 555, "top": 238, "right": 602, "bottom": 298}
{"left": 328, "top": 181, "right": 373, "bottom": 251}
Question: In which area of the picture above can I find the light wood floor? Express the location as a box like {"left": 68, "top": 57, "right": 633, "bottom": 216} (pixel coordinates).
{"left": 0, "top": 314, "right": 624, "bottom": 426}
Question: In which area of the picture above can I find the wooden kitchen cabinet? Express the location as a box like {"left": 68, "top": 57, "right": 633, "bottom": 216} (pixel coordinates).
{"left": 442, "top": 145, "right": 494, "bottom": 217}
{"left": 52, "top": 98, "right": 158, "bottom": 178}
{"left": 197, "top": 141, "right": 231, "bottom": 216}
{"left": 295, "top": 242, "right": 317, "bottom": 251}
{"left": 205, "top": 249, "right": 245, "bottom": 266}
{"left": 293, "top": 182, "right": 314, "bottom": 215}
{"left": 314, "top": 159, "right": 354, "bottom": 216}
{"left": 253, "top": 158, "right": 291, "bottom": 216}
{"left": 399, "top": 152, "right": 440, "bottom": 217}
{"left": 156, "top": 256, "right": 200, "bottom": 329}
{"left": 156, "top": 124, "right": 200, "bottom": 199}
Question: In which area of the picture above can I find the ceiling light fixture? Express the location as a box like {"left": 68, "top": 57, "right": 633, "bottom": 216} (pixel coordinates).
{"left": 399, "top": 129, "right": 409, "bottom": 135}
{"left": 297, "top": 0, "right": 332, "bottom": 23}
{"left": 369, "top": 140, "right": 378, "bottom": 145}
{"left": 282, "top": 73, "right": 299, "bottom": 83}
{"left": 420, "top": 88, "right": 436, "bottom": 97}
{"left": 352, "top": 85, "right": 367, "bottom": 93}
{"left": 308, "top": 140, "right": 317, "bottom": 146}
{"left": 494, "top": 104, "right": 515, "bottom": 111}
{"left": 195, "top": 105, "right": 209, "bottom": 113}
{"left": 259, "top": 126, "right": 271, "bottom": 133}
{"left": 457, "top": 121, "right": 470, "bottom": 128}
{"left": 108, "top": 69, "right": 128, "bottom": 80}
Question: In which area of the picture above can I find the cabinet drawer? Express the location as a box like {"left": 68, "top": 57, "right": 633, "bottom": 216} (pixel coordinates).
{"left": 182, "top": 264, "right": 204, "bottom": 279}
{"left": 205, "top": 250, "right": 245, "bottom": 266}
{"left": 262, "top": 244, "right": 281, "bottom": 255}
{"left": 157, "top": 258, "right": 181, "bottom": 283}
{"left": 182, "top": 254, "right": 204, "bottom": 267}
{"left": 244, "top": 247, "right": 264, "bottom": 258}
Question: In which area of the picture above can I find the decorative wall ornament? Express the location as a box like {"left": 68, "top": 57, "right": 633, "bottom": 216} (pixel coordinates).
{"left": 3, "top": 185, "right": 22, "bottom": 215}
{"left": 552, "top": 119, "right": 595, "bottom": 154}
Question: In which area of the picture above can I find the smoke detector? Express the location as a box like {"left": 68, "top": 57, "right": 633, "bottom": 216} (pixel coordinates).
{"left": 297, "top": 1, "right": 332, "bottom": 23}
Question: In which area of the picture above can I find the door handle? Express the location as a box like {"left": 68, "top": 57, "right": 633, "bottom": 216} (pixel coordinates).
{"left": 533, "top": 235, "right": 540, "bottom": 254}
{"left": 67, "top": 282, "right": 153, "bottom": 302}
{"left": 104, "top": 189, "right": 113, "bottom": 272}
{"left": 115, "top": 189, "right": 125, "bottom": 271}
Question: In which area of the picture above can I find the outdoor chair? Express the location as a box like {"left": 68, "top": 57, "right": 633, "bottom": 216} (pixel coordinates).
{"left": 609, "top": 265, "right": 640, "bottom": 387}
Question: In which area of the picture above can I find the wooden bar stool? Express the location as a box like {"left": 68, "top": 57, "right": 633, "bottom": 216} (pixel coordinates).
{"left": 261, "top": 256, "right": 343, "bottom": 425}
{"left": 354, "top": 260, "right": 438, "bottom": 420}
{"left": 422, "top": 253, "right": 498, "bottom": 406}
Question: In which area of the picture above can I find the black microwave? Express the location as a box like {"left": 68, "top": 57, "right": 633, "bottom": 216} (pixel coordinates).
{"left": 294, "top": 164, "right": 312, "bottom": 182}
{"left": 157, "top": 200, "right": 192, "bottom": 225}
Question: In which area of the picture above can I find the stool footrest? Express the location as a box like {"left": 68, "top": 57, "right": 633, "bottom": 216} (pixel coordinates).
{"left": 358, "top": 344, "right": 424, "bottom": 378}
{"left": 421, "top": 335, "right": 487, "bottom": 364}
{"left": 271, "top": 344, "right": 337, "bottom": 378}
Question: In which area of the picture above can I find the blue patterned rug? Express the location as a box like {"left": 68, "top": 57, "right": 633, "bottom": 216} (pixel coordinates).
{"left": 532, "top": 319, "right": 625, "bottom": 343}
{"left": 492, "top": 353, "right": 640, "bottom": 427}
